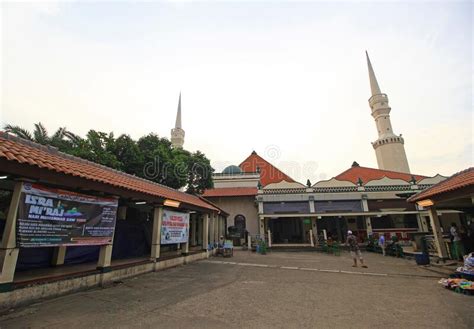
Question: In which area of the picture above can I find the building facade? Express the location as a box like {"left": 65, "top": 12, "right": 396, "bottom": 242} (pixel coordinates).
{"left": 256, "top": 164, "right": 457, "bottom": 246}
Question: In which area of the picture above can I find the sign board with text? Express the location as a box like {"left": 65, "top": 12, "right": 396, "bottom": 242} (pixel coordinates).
{"left": 17, "top": 183, "right": 118, "bottom": 247}
{"left": 161, "top": 210, "right": 189, "bottom": 244}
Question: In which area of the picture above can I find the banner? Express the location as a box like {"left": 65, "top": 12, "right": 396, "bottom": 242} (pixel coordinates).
{"left": 17, "top": 183, "right": 118, "bottom": 247}
{"left": 161, "top": 210, "right": 189, "bottom": 245}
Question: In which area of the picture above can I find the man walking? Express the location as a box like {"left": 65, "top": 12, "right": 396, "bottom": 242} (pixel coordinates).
{"left": 346, "top": 230, "right": 368, "bottom": 268}
{"left": 378, "top": 233, "right": 386, "bottom": 256}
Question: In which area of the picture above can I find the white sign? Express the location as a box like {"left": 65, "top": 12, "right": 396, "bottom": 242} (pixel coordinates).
{"left": 161, "top": 210, "right": 189, "bottom": 244}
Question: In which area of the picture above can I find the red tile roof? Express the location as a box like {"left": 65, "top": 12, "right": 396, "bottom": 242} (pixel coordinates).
{"left": 0, "top": 132, "right": 219, "bottom": 212}
{"left": 335, "top": 165, "right": 426, "bottom": 184}
{"left": 239, "top": 151, "right": 295, "bottom": 186}
{"left": 202, "top": 187, "right": 258, "bottom": 197}
{"left": 408, "top": 167, "right": 474, "bottom": 202}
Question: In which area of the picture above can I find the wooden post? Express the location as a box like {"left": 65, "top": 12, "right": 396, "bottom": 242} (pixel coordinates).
{"left": 0, "top": 182, "right": 22, "bottom": 291}
{"left": 150, "top": 206, "right": 163, "bottom": 260}
{"left": 415, "top": 204, "right": 429, "bottom": 232}
{"left": 428, "top": 207, "right": 448, "bottom": 259}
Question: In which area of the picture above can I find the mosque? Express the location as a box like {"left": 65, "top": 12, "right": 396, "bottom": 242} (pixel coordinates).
{"left": 173, "top": 53, "right": 463, "bottom": 246}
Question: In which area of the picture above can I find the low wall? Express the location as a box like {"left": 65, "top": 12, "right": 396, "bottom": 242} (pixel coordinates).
{"left": 0, "top": 251, "right": 209, "bottom": 312}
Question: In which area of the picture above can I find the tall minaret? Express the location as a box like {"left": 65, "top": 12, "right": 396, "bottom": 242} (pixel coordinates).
{"left": 366, "top": 51, "right": 410, "bottom": 173}
{"left": 171, "top": 93, "right": 185, "bottom": 148}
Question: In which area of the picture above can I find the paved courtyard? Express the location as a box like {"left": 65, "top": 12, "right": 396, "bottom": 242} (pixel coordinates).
{"left": 0, "top": 250, "right": 473, "bottom": 329}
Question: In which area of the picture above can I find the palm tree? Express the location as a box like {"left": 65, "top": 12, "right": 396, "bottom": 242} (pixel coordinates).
{"left": 32, "top": 123, "right": 49, "bottom": 145}
{"left": 4, "top": 122, "right": 81, "bottom": 147}
{"left": 3, "top": 124, "right": 33, "bottom": 141}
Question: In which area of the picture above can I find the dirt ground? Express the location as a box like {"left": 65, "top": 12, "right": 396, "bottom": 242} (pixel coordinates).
{"left": 0, "top": 250, "right": 472, "bottom": 329}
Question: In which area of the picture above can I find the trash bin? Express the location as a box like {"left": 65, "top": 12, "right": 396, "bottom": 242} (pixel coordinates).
{"left": 415, "top": 237, "right": 430, "bottom": 265}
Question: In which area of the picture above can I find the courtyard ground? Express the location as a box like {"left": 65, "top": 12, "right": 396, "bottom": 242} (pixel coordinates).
{"left": 0, "top": 250, "right": 472, "bottom": 329}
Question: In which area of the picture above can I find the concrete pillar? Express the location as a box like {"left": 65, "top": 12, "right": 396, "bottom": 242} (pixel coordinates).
{"left": 248, "top": 234, "right": 252, "bottom": 249}
{"left": 267, "top": 229, "right": 272, "bottom": 247}
{"left": 309, "top": 229, "right": 314, "bottom": 247}
{"left": 216, "top": 215, "right": 220, "bottom": 239}
{"left": 203, "top": 214, "right": 209, "bottom": 250}
{"left": 311, "top": 218, "right": 318, "bottom": 245}
{"left": 361, "top": 198, "right": 372, "bottom": 239}
{"left": 365, "top": 217, "right": 373, "bottom": 237}
{"left": 209, "top": 213, "right": 215, "bottom": 245}
{"left": 97, "top": 244, "right": 113, "bottom": 272}
{"left": 257, "top": 198, "right": 264, "bottom": 214}
{"left": 219, "top": 215, "right": 223, "bottom": 237}
{"left": 428, "top": 207, "right": 449, "bottom": 259}
{"left": 51, "top": 246, "right": 67, "bottom": 266}
{"left": 258, "top": 216, "right": 265, "bottom": 236}
{"left": 309, "top": 197, "right": 315, "bottom": 213}
{"left": 0, "top": 182, "right": 22, "bottom": 291}
{"left": 197, "top": 215, "right": 203, "bottom": 246}
{"left": 213, "top": 214, "right": 218, "bottom": 244}
{"left": 182, "top": 223, "right": 190, "bottom": 256}
{"left": 191, "top": 215, "right": 197, "bottom": 246}
{"left": 150, "top": 207, "right": 163, "bottom": 260}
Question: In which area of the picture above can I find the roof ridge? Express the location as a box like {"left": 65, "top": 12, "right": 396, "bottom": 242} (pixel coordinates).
{"left": 355, "top": 165, "right": 426, "bottom": 178}
{"left": 0, "top": 131, "right": 203, "bottom": 202}
{"left": 239, "top": 151, "right": 298, "bottom": 183}
{"left": 205, "top": 186, "right": 258, "bottom": 190}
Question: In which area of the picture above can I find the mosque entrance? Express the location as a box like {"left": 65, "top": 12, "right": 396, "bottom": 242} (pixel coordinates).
{"left": 268, "top": 218, "right": 307, "bottom": 244}
{"left": 316, "top": 217, "right": 348, "bottom": 243}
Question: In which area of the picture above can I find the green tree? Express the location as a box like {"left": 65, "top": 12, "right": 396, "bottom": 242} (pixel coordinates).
{"left": 112, "top": 134, "right": 143, "bottom": 174}
{"left": 4, "top": 123, "right": 215, "bottom": 194}
{"left": 79, "top": 130, "right": 121, "bottom": 169}
{"left": 186, "top": 151, "right": 214, "bottom": 194}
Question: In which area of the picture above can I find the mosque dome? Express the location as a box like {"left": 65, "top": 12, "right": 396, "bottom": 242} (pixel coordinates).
{"left": 222, "top": 165, "right": 242, "bottom": 175}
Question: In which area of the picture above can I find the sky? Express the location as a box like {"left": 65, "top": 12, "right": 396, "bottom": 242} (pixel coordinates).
{"left": 1, "top": 1, "right": 472, "bottom": 183}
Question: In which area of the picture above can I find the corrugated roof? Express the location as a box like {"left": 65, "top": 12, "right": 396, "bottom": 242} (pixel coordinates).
{"left": 0, "top": 132, "right": 219, "bottom": 212}
{"left": 408, "top": 167, "right": 474, "bottom": 202}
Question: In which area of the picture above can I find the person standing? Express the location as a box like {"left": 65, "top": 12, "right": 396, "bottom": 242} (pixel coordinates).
{"left": 378, "top": 234, "right": 386, "bottom": 256}
{"left": 346, "top": 230, "right": 368, "bottom": 268}
{"left": 450, "top": 223, "right": 464, "bottom": 261}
